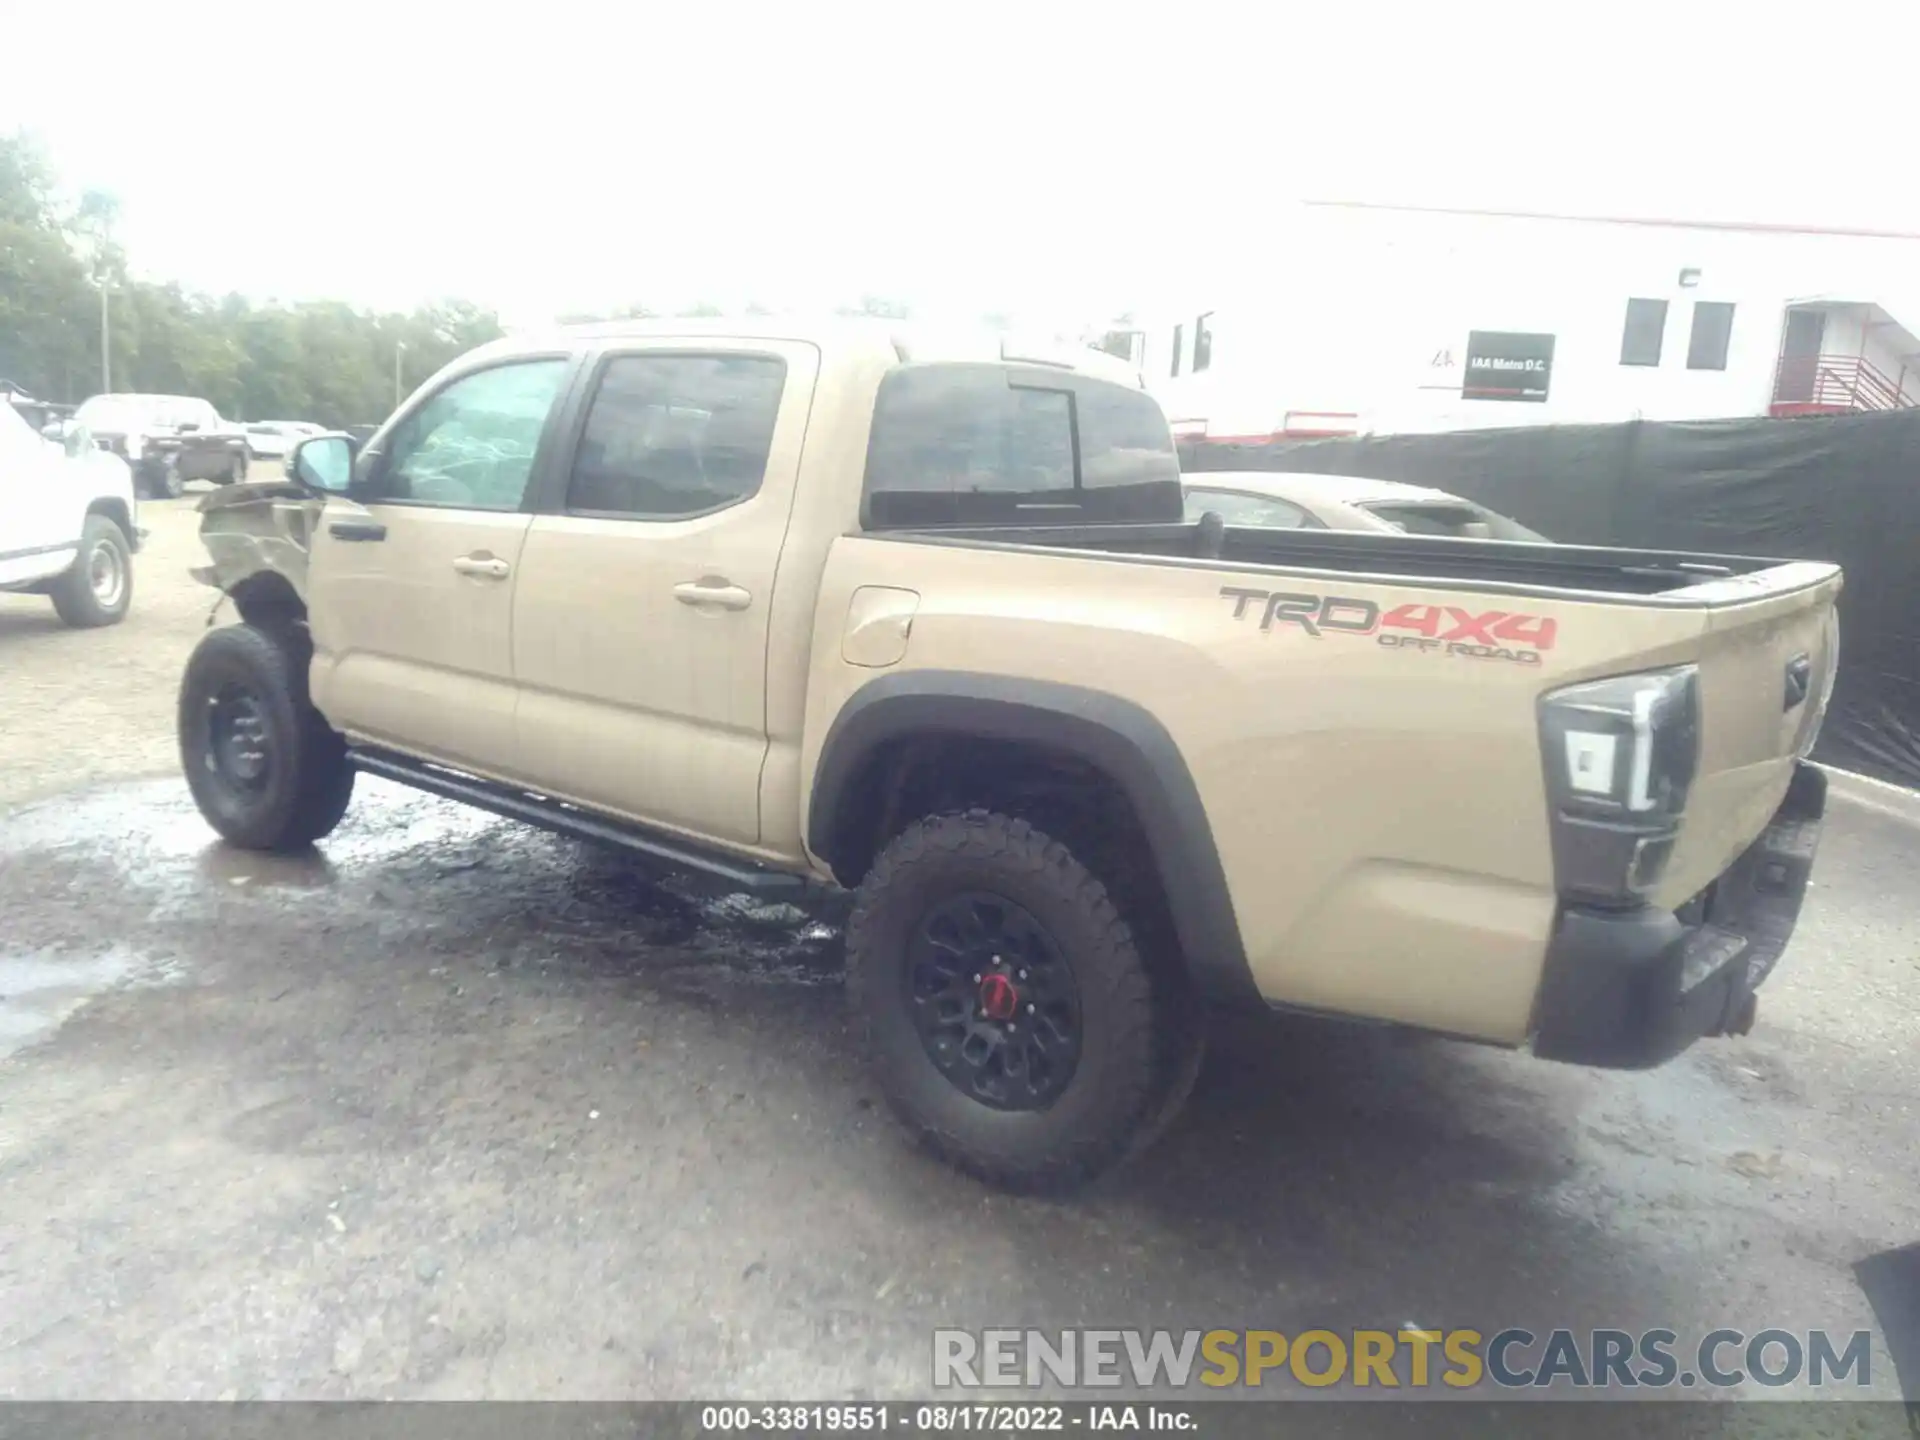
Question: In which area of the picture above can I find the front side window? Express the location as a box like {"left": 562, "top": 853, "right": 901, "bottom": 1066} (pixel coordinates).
{"left": 1182, "top": 488, "right": 1314, "bottom": 529}
{"left": 565, "top": 353, "right": 786, "bottom": 518}
{"left": 863, "top": 363, "right": 1180, "bottom": 528}
{"left": 378, "top": 359, "right": 568, "bottom": 510}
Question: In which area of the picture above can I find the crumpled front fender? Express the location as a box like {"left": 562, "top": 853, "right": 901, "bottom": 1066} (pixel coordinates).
{"left": 190, "top": 481, "right": 323, "bottom": 605}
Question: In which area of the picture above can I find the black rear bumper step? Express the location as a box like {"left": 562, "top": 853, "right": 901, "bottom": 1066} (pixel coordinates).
{"left": 348, "top": 747, "right": 810, "bottom": 897}
{"left": 1530, "top": 761, "right": 1827, "bottom": 1069}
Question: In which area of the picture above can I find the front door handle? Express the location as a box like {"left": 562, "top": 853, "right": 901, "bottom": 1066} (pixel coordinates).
{"left": 453, "top": 554, "right": 511, "bottom": 580}
{"left": 673, "top": 578, "right": 753, "bottom": 611}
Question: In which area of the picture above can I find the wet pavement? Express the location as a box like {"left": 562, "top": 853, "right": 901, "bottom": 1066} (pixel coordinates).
{"left": 0, "top": 773, "right": 1914, "bottom": 1413}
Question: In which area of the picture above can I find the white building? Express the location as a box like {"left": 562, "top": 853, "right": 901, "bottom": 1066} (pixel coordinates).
{"left": 1106, "top": 202, "right": 1920, "bottom": 441}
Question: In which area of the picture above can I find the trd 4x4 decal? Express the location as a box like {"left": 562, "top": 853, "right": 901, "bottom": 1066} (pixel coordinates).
{"left": 1220, "top": 586, "right": 1556, "bottom": 665}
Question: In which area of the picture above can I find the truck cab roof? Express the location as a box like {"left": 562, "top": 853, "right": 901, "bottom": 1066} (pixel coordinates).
{"left": 476, "top": 318, "right": 1148, "bottom": 388}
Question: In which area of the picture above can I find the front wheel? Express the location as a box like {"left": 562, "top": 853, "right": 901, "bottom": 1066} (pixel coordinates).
{"left": 139, "top": 458, "right": 184, "bottom": 499}
{"left": 178, "top": 623, "right": 355, "bottom": 851}
{"left": 847, "top": 809, "right": 1162, "bottom": 1192}
{"left": 49, "top": 514, "right": 133, "bottom": 628}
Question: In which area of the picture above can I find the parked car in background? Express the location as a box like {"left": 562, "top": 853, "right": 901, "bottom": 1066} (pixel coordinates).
{"left": 68, "top": 393, "right": 251, "bottom": 499}
{"left": 242, "top": 421, "right": 324, "bottom": 461}
{"left": 0, "top": 400, "right": 140, "bottom": 627}
{"left": 1183, "top": 470, "right": 1551, "bottom": 541}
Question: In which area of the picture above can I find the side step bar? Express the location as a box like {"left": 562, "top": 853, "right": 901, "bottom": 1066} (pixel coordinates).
{"left": 348, "top": 747, "right": 810, "bottom": 898}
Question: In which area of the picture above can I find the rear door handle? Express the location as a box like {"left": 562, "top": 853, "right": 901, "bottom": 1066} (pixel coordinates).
{"left": 673, "top": 579, "right": 752, "bottom": 611}
{"left": 329, "top": 519, "right": 387, "bottom": 542}
{"left": 453, "top": 555, "right": 511, "bottom": 580}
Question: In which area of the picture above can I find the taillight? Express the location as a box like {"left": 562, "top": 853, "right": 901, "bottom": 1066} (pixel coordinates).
{"left": 1537, "top": 666, "right": 1701, "bottom": 907}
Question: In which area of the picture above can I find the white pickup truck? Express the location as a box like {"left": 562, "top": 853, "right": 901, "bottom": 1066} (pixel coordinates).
{"left": 0, "top": 401, "right": 140, "bottom": 627}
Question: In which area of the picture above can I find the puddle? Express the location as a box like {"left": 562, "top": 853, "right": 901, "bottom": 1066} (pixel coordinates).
{"left": 0, "top": 944, "right": 183, "bottom": 1061}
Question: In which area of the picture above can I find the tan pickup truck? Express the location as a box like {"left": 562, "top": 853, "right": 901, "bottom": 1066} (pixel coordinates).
{"left": 178, "top": 320, "right": 1842, "bottom": 1191}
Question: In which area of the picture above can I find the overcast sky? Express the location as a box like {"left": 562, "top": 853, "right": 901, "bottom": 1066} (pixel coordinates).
{"left": 5, "top": 0, "right": 1917, "bottom": 328}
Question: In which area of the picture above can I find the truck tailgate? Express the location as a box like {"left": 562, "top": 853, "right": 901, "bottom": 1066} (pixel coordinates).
{"left": 1660, "top": 562, "right": 1842, "bottom": 906}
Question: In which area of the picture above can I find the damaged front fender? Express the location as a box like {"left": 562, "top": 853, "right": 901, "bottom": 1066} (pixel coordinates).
{"left": 191, "top": 480, "right": 324, "bottom": 614}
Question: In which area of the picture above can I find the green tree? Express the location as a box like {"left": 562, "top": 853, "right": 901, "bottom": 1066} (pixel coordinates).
{"left": 836, "top": 295, "right": 911, "bottom": 319}
{"left": 0, "top": 130, "right": 506, "bottom": 424}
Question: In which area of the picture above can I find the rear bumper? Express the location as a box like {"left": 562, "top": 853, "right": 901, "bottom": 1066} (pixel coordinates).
{"left": 1531, "top": 762, "right": 1826, "bottom": 1069}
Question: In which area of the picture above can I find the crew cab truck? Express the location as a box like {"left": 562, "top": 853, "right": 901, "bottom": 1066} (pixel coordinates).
{"left": 1, "top": 399, "right": 140, "bottom": 627}
{"left": 176, "top": 320, "right": 1842, "bottom": 1191}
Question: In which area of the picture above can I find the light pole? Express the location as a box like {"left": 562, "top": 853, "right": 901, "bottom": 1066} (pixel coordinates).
{"left": 393, "top": 340, "right": 407, "bottom": 409}
{"left": 95, "top": 279, "right": 113, "bottom": 394}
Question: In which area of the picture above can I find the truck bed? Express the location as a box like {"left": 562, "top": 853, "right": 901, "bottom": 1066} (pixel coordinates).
{"left": 896, "top": 520, "right": 1809, "bottom": 601}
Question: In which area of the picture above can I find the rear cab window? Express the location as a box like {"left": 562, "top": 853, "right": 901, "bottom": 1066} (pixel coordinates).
{"left": 861, "top": 362, "right": 1181, "bottom": 528}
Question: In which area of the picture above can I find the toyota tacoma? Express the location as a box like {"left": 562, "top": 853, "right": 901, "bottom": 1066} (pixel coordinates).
{"left": 175, "top": 320, "right": 1842, "bottom": 1191}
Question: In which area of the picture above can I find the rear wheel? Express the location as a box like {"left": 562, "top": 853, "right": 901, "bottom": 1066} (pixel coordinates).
{"left": 847, "top": 809, "right": 1161, "bottom": 1192}
{"left": 178, "top": 623, "right": 355, "bottom": 851}
{"left": 49, "top": 514, "right": 133, "bottom": 628}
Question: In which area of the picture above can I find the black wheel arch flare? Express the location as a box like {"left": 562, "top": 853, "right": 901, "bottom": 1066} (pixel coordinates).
{"left": 808, "top": 671, "right": 1259, "bottom": 1005}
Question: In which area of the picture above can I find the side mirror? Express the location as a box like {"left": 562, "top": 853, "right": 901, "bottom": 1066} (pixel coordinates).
{"left": 41, "top": 421, "right": 67, "bottom": 441}
{"left": 63, "top": 425, "right": 93, "bottom": 459}
{"left": 288, "top": 433, "right": 358, "bottom": 493}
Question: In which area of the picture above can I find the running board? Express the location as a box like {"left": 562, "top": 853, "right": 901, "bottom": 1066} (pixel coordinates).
{"left": 348, "top": 748, "right": 810, "bottom": 897}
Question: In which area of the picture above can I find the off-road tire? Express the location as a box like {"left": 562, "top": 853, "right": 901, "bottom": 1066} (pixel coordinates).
{"left": 178, "top": 622, "right": 355, "bottom": 851}
{"left": 49, "top": 514, "right": 133, "bottom": 628}
{"left": 847, "top": 809, "right": 1160, "bottom": 1192}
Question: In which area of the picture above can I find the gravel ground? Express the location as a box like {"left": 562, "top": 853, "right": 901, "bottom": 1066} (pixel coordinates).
{"left": 0, "top": 501, "right": 1915, "bottom": 1423}
{"left": 0, "top": 494, "right": 214, "bottom": 809}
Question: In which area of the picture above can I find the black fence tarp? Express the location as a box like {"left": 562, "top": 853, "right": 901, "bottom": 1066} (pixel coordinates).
{"left": 1182, "top": 410, "right": 1920, "bottom": 789}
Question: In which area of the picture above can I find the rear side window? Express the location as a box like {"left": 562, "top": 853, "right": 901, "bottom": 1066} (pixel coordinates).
{"left": 1182, "top": 488, "right": 1315, "bottom": 529}
{"left": 862, "top": 363, "right": 1180, "bottom": 528}
{"left": 566, "top": 353, "right": 786, "bottom": 518}
{"left": 1363, "top": 501, "right": 1548, "bottom": 543}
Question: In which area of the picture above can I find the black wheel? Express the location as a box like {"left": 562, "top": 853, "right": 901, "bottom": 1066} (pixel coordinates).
{"left": 178, "top": 623, "right": 355, "bottom": 851}
{"left": 141, "top": 458, "right": 184, "bottom": 499}
{"left": 847, "top": 809, "right": 1160, "bottom": 1192}
{"left": 49, "top": 514, "right": 134, "bottom": 628}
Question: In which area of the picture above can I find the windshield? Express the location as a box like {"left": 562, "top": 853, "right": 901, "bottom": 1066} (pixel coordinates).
{"left": 74, "top": 395, "right": 200, "bottom": 430}
{"left": 1360, "top": 500, "right": 1549, "bottom": 543}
